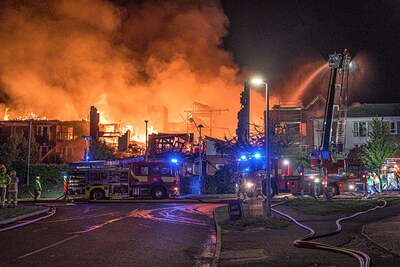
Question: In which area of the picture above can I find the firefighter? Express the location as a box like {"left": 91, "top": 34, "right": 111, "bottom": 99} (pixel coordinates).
{"left": 7, "top": 170, "right": 19, "bottom": 208}
{"left": 0, "top": 164, "right": 11, "bottom": 208}
{"left": 34, "top": 176, "right": 42, "bottom": 200}
{"left": 366, "top": 173, "right": 376, "bottom": 195}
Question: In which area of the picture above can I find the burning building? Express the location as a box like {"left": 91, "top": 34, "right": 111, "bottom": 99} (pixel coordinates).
{"left": 0, "top": 119, "right": 89, "bottom": 163}
{"left": 0, "top": 0, "right": 243, "bottom": 141}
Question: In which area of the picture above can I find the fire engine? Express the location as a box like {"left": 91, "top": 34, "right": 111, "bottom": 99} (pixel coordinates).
{"left": 236, "top": 50, "right": 366, "bottom": 198}
{"left": 309, "top": 49, "right": 366, "bottom": 196}
{"left": 67, "top": 157, "right": 180, "bottom": 200}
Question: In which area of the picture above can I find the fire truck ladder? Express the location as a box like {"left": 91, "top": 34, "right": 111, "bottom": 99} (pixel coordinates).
{"left": 335, "top": 52, "right": 351, "bottom": 153}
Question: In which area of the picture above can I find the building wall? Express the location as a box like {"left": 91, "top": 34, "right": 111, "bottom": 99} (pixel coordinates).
{"left": 344, "top": 116, "right": 400, "bottom": 150}
{"left": 312, "top": 116, "right": 400, "bottom": 152}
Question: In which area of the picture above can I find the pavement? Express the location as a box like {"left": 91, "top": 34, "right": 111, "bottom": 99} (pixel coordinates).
{"left": 0, "top": 207, "right": 50, "bottom": 225}
{"left": 364, "top": 213, "right": 400, "bottom": 256}
{"left": 0, "top": 202, "right": 222, "bottom": 267}
{"left": 217, "top": 201, "right": 400, "bottom": 266}
{"left": 18, "top": 195, "right": 236, "bottom": 204}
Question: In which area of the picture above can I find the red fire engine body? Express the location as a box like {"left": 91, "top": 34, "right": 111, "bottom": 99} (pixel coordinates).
{"left": 67, "top": 158, "right": 180, "bottom": 200}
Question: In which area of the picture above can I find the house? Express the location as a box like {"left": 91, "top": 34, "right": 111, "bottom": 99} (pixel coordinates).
{"left": 0, "top": 119, "right": 89, "bottom": 163}
{"left": 312, "top": 103, "right": 400, "bottom": 152}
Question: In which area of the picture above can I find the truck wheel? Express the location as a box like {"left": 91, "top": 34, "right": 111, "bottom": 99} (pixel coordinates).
{"left": 151, "top": 187, "right": 166, "bottom": 199}
{"left": 333, "top": 185, "right": 340, "bottom": 196}
{"left": 91, "top": 189, "right": 105, "bottom": 200}
{"left": 328, "top": 184, "right": 340, "bottom": 196}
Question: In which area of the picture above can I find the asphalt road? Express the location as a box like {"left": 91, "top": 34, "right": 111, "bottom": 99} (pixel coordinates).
{"left": 0, "top": 202, "right": 221, "bottom": 267}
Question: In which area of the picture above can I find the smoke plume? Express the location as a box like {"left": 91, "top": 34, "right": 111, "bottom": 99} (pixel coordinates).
{"left": 0, "top": 0, "right": 243, "bottom": 137}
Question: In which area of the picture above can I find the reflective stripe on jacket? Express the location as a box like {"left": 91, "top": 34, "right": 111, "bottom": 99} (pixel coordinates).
{"left": 34, "top": 180, "right": 42, "bottom": 191}
{"left": 0, "top": 174, "right": 10, "bottom": 188}
{"left": 8, "top": 176, "right": 19, "bottom": 192}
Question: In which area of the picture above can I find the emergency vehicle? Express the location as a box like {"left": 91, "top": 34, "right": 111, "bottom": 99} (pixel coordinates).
{"left": 67, "top": 158, "right": 180, "bottom": 200}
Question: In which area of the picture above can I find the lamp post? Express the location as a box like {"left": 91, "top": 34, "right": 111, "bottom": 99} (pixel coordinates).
{"left": 145, "top": 120, "right": 149, "bottom": 161}
{"left": 251, "top": 78, "right": 271, "bottom": 216}
{"left": 283, "top": 159, "right": 290, "bottom": 176}
{"left": 198, "top": 124, "right": 204, "bottom": 194}
{"left": 26, "top": 120, "right": 32, "bottom": 186}
{"left": 82, "top": 136, "right": 92, "bottom": 161}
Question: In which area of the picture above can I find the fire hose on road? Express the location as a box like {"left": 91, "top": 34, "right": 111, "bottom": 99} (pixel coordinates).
{"left": 272, "top": 199, "right": 387, "bottom": 267}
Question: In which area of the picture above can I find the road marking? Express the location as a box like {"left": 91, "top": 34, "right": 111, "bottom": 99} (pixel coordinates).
{"left": 71, "top": 209, "right": 139, "bottom": 234}
{"left": 18, "top": 235, "right": 79, "bottom": 260}
{"left": 43, "top": 212, "right": 119, "bottom": 223}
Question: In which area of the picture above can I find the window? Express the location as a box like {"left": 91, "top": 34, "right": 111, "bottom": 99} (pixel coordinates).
{"left": 160, "top": 167, "right": 171, "bottom": 175}
{"left": 67, "top": 127, "right": 73, "bottom": 140}
{"left": 89, "top": 172, "right": 107, "bottom": 181}
{"left": 367, "top": 121, "right": 373, "bottom": 136}
{"left": 353, "top": 122, "right": 359, "bottom": 137}
{"left": 139, "top": 166, "right": 148, "bottom": 175}
{"left": 389, "top": 122, "right": 397, "bottom": 135}
{"left": 353, "top": 122, "right": 367, "bottom": 137}
{"left": 215, "top": 164, "right": 225, "bottom": 170}
{"left": 151, "top": 165, "right": 160, "bottom": 175}
{"left": 359, "top": 122, "right": 367, "bottom": 137}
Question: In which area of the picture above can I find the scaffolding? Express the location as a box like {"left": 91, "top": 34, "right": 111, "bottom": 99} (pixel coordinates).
{"left": 184, "top": 102, "right": 229, "bottom": 138}
{"left": 271, "top": 100, "right": 307, "bottom": 154}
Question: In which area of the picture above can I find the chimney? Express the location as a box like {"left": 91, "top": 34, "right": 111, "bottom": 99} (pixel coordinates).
{"left": 118, "top": 130, "right": 130, "bottom": 152}
{"left": 90, "top": 106, "right": 99, "bottom": 141}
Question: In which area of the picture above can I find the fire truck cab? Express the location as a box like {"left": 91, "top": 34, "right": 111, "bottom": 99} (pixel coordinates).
{"left": 129, "top": 160, "right": 179, "bottom": 199}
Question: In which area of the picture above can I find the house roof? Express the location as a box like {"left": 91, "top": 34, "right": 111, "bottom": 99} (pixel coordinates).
{"left": 347, "top": 103, "right": 400, "bottom": 118}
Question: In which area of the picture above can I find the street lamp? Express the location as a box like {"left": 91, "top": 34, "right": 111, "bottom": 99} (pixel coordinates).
{"left": 198, "top": 124, "right": 204, "bottom": 195}
{"left": 82, "top": 136, "right": 92, "bottom": 161}
{"left": 283, "top": 159, "right": 290, "bottom": 176}
{"left": 250, "top": 77, "right": 271, "bottom": 216}
{"left": 145, "top": 120, "right": 149, "bottom": 161}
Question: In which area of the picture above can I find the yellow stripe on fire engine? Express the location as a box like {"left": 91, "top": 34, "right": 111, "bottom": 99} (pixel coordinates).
{"left": 161, "top": 176, "right": 175, "bottom": 183}
{"left": 134, "top": 176, "right": 148, "bottom": 182}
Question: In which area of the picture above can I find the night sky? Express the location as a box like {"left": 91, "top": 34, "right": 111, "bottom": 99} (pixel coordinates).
{"left": 0, "top": 0, "right": 399, "bottom": 122}
{"left": 221, "top": 0, "right": 400, "bottom": 104}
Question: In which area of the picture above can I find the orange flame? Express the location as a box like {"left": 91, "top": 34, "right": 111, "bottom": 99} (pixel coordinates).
{"left": 3, "top": 108, "right": 9, "bottom": 120}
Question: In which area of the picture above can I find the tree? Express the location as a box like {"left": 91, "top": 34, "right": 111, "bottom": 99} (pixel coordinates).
{"left": 0, "top": 131, "right": 40, "bottom": 170}
{"left": 362, "top": 118, "right": 398, "bottom": 191}
{"left": 89, "top": 141, "right": 115, "bottom": 160}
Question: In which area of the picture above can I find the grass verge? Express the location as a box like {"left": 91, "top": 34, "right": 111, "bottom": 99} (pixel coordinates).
{"left": 284, "top": 198, "right": 382, "bottom": 216}
{"left": 383, "top": 197, "right": 400, "bottom": 207}
{"left": 0, "top": 206, "right": 47, "bottom": 221}
{"left": 214, "top": 205, "right": 289, "bottom": 231}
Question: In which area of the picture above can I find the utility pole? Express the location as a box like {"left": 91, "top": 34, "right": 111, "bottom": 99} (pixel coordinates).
{"left": 26, "top": 120, "right": 32, "bottom": 186}
{"left": 83, "top": 136, "right": 92, "bottom": 161}
{"left": 198, "top": 124, "right": 204, "bottom": 194}
{"left": 250, "top": 78, "right": 271, "bottom": 216}
{"left": 145, "top": 120, "right": 149, "bottom": 161}
{"left": 264, "top": 82, "right": 271, "bottom": 216}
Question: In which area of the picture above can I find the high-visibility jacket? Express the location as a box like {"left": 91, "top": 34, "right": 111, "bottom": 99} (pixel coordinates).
{"left": 34, "top": 180, "right": 42, "bottom": 191}
{"left": 8, "top": 176, "right": 19, "bottom": 192}
{"left": 0, "top": 174, "right": 10, "bottom": 188}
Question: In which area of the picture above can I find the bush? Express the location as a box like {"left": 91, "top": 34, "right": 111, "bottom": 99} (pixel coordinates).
{"left": 203, "top": 165, "right": 236, "bottom": 194}
{"left": 179, "top": 175, "right": 201, "bottom": 195}
{"left": 11, "top": 162, "right": 67, "bottom": 198}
